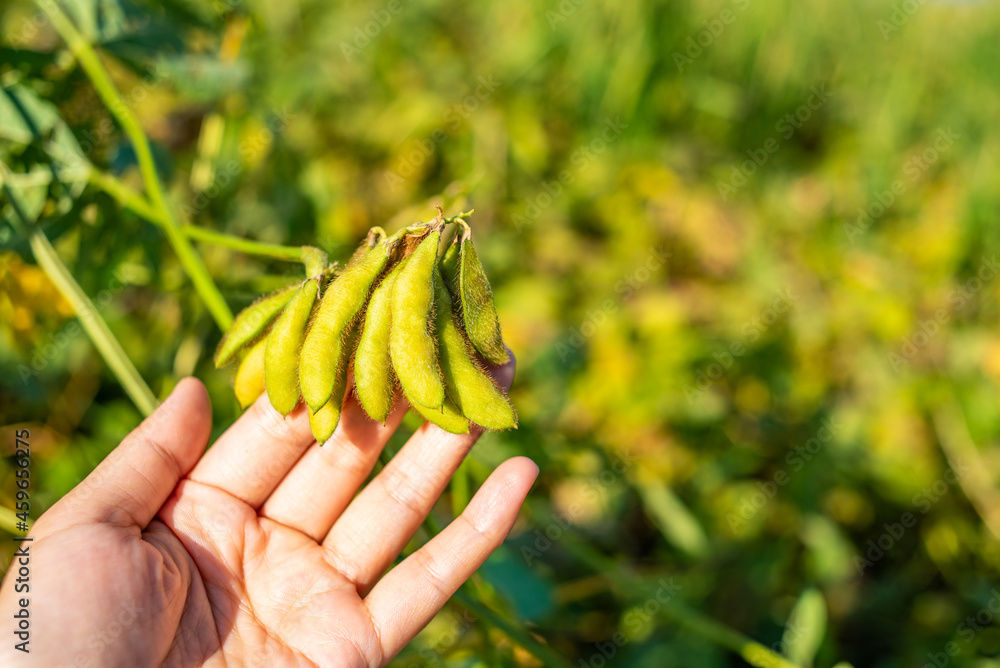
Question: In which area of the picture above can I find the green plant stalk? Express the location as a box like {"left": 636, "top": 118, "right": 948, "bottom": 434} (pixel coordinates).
{"left": 88, "top": 170, "right": 308, "bottom": 262}
{"left": 28, "top": 228, "right": 160, "bottom": 417}
{"left": 38, "top": 0, "right": 234, "bottom": 330}
{"left": 1, "top": 166, "right": 159, "bottom": 417}
{"left": 301, "top": 247, "right": 329, "bottom": 276}
{"left": 88, "top": 169, "right": 160, "bottom": 221}
{"left": 186, "top": 226, "right": 309, "bottom": 262}
{"left": 930, "top": 392, "right": 1000, "bottom": 540}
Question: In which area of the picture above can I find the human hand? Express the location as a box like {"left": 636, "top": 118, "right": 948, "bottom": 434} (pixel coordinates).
{"left": 0, "top": 355, "right": 536, "bottom": 667}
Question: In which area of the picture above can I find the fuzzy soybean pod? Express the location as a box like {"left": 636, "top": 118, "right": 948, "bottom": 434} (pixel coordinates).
{"left": 440, "top": 235, "right": 509, "bottom": 366}
{"left": 265, "top": 278, "right": 319, "bottom": 415}
{"left": 299, "top": 240, "right": 390, "bottom": 412}
{"left": 407, "top": 394, "right": 470, "bottom": 435}
{"left": 389, "top": 227, "right": 446, "bottom": 410}
{"left": 233, "top": 338, "right": 266, "bottom": 409}
{"left": 433, "top": 268, "right": 517, "bottom": 430}
{"left": 440, "top": 235, "right": 461, "bottom": 284}
{"left": 215, "top": 283, "right": 299, "bottom": 367}
{"left": 354, "top": 262, "right": 405, "bottom": 423}
{"left": 309, "top": 322, "right": 361, "bottom": 443}
{"left": 309, "top": 398, "right": 340, "bottom": 445}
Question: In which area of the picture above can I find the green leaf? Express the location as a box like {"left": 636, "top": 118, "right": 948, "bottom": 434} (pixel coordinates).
{"left": 480, "top": 546, "right": 555, "bottom": 622}
{"left": 782, "top": 587, "right": 827, "bottom": 668}
{"left": 0, "top": 84, "right": 87, "bottom": 172}
{"left": 634, "top": 478, "right": 710, "bottom": 559}
{"left": 62, "top": 0, "right": 127, "bottom": 44}
{"left": 1, "top": 166, "right": 50, "bottom": 226}
{"left": 0, "top": 84, "right": 61, "bottom": 145}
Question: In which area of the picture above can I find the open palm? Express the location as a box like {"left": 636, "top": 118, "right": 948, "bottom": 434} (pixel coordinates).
{"left": 0, "top": 356, "right": 536, "bottom": 667}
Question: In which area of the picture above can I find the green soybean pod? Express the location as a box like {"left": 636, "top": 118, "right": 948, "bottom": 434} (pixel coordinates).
{"left": 390, "top": 227, "right": 445, "bottom": 410}
{"left": 265, "top": 278, "right": 319, "bottom": 415}
{"left": 309, "top": 321, "right": 361, "bottom": 442}
{"left": 433, "top": 268, "right": 517, "bottom": 430}
{"left": 407, "top": 394, "right": 470, "bottom": 435}
{"left": 354, "top": 262, "right": 405, "bottom": 423}
{"left": 439, "top": 234, "right": 461, "bottom": 286}
{"left": 456, "top": 237, "right": 509, "bottom": 366}
{"left": 299, "top": 240, "right": 390, "bottom": 412}
{"left": 233, "top": 338, "right": 266, "bottom": 409}
{"left": 215, "top": 283, "right": 299, "bottom": 367}
{"left": 309, "top": 398, "right": 341, "bottom": 445}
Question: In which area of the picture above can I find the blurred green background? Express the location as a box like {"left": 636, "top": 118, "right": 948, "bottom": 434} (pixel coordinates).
{"left": 3, "top": 0, "right": 1000, "bottom": 665}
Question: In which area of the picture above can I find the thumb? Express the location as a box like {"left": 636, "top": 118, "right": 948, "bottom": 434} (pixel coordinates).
{"left": 40, "top": 378, "right": 212, "bottom": 533}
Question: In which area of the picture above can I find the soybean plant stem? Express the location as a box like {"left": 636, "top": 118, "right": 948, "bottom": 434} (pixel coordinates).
{"left": 37, "top": 0, "right": 234, "bottom": 330}
{"left": 0, "top": 161, "right": 159, "bottom": 417}
{"left": 187, "top": 227, "right": 312, "bottom": 263}
{"left": 87, "top": 170, "right": 310, "bottom": 263}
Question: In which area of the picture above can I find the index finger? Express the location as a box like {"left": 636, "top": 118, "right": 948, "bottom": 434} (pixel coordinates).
{"left": 187, "top": 393, "right": 315, "bottom": 507}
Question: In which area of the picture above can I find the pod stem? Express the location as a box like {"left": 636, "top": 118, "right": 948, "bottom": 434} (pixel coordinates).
{"left": 88, "top": 170, "right": 323, "bottom": 268}
{"left": 442, "top": 209, "right": 474, "bottom": 242}
{"left": 302, "top": 246, "right": 330, "bottom": 277}
{"left": 451, "top": 216, "right": 473, "bottom": 242}
{"left": 443, "top": 209, "right": 475, "bottom": 224}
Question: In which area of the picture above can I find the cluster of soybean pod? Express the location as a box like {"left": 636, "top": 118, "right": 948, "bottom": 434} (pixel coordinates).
{"left": 214, "top": 210, "right": 517, "bottom": 442}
